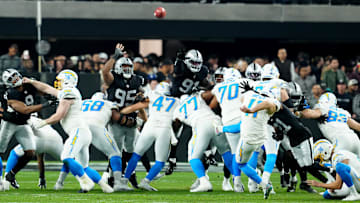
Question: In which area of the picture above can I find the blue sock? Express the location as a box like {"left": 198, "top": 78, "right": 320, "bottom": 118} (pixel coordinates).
{"left": 5, "top": 150, "right": 19, "bottom": 173}
{"left": 248, "top": 151, "right": 259, "bottom": 169}
{"left": 190, "top": 158, "right": 205, "bottom": 178}
{"left": 124, "top": 153, "right": 141, "bottom": 179}
{"left": 232, "top": 154, "right": 241, "bottom": 176}
{"left": 239, "top": 163, "right": 262, "bottom": 184}
{"left": 222, "top": 121, "right": 241, "bottom": 133}
{"left": 109, "top": 156, "right": 122, "bottom": 172}
{"left": 63, "top": 158, "right": 84, "bottom": 177}
{"left": 264, "top": 154, "right": 277, "bottom": 173}
{"left": 61, "top": 164, "right": 70, "bottom": 173}
{"left": 323, "top": 190, "right": 343, "bottom": 199}
{"left": 146, "top": 161, "right": 165, "bottom": 181}
{"left": 336, "top": 163, "right": 353, "bottom": 187}
{"left": 84, "top": 167, "right": 101, "bottom": 184}
{"left": 222, "top": 151, "right": 233, "bottom": 175}
{"left": 0, "top": 157, "right": 2, "bottom": 177}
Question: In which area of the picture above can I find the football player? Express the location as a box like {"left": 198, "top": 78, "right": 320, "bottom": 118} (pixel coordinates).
{"left": 120, "top": 82, "right": 179, "bottom": 191}
{"left": 173, "top": 91, "right": 233, "bottom": 192}
{"left": 102, "top": 43, "right": 144, "bottom": 187}
{"left": 296, "top": 92, "right": 360, "bottom": 156}
{"left": 237, "top": 89, "right": 281, "bottom": 199}
{"left": 209, "top": 68, "right": 246, "bottom": 192}
{"left": 0, "top": 69, "right": 54, "bottom": 189}
{"left": 22, "top": 70, "right": 113, "bottom": 193}
{"left": 166, "top": 49, "right": 210, "bottom": 175}
{"left": 308, "top": 139, "right": 360, "bottom": 201}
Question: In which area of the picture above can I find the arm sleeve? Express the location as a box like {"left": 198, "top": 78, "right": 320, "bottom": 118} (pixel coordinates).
{"left": 222, "top": 121, "right": 242, "bottom": 133}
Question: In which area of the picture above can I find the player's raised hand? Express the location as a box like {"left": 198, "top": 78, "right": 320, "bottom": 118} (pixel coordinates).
{"left": 38, "top": 178, "right": 46, "bottom": 189}
{"left": 112, "top": 43, "right": 126, "bottom": 60}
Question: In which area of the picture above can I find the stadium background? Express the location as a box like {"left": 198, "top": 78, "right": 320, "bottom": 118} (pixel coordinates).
{"left": 0, "top": 0, "right": 359, "bottom": 162}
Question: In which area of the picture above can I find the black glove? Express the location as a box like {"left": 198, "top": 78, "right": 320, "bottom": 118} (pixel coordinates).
{"left": 317, "top": 114, "right": 328, "bottom": 124}
{"left": 176, "top": 49, "right": 186, "bottom": 61}
{"left": 38, "top": 177, "right": 46, "bottom": 189}
{"left": 41, "top": 100, "right": 57, "bottom": 108}
{"left": 297, "top": 96, "right": 310, "bottom": 111}
{"left": 239, "top": 80, "right": 254, "bottom": 93}
{"left": 272, "top": 129, "right": 284, "bottom": 141}
{"left": 134, "top": 93, "right": 145, "bottom": 103}
{"left": 112, "top": 47, "right": 124, "bottom": 60}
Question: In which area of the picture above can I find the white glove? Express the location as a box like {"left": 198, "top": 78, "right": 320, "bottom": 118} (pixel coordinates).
{"left": 29, "top": 118, "right": 48, "bottom": 129}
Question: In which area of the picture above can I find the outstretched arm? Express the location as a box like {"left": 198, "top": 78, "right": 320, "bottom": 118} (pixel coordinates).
{"left": 44, "top": 99, "right": 72, "bottom": 125}
{"left": 23, "top": 77, "right": 58, "bottom": 97}
{"left": 296, "top": 109, "right": 322, "bottom": 119}
{"left": 120, "top": 100, "right": 149, "bottom": 114}
{"left": 348, "top": 118, "right": 360, "bottom": 132}
{"left": 102, "top": 43, "right": 125, "bottom": 86}
{"left": 8, "top": 100, "right": 44, "bottom": 115}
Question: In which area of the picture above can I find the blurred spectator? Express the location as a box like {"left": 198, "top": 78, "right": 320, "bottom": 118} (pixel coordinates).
{"left": 225, "top": 57, "right": 236, "bottom": 68}
{"left": 347, "top": 79, "right": 359, "bottom": 97}
{"left": 347, "top": 63, "right": 360, "bottom": 82}
{"left": 272, "top": 48, "right": 296, "bottom": 82}
{"left": 353, "top": 93, "right": 360, "bottom": 122}
{"left": 0, "top": 44, "right": 21, "bottom": 75}
{"left": 254, "top": 57, "right": 265, "bottom": 67}
{"left": 297, "top": 51, "right": 310, "bottom": 64}
{"left": 335, "top": 79, "right": 352, "bottom": 114}
{"left": 92, "top": 53, "right": 100, "bottom": 72}
{"left": 293, "top": 61, "right": 316, "bottom": 98}
{"left": 206, "top": 54, "right": 219, "bottom": 73}
{"left": 133, "top": 57, "right": 148, "bottom": 85}
{"left": 157, "top": 59, "right": 173, "bottom": 83}
{"left": 308, "top": 84, "right": 323, "bottom": 107}
{"left": 82, "top": 59, "right": 95, "bottom": 73}
{"left": 311, "top": 56, "right": 324, "bottom": 83}
{"left": 54, "top": 55, "right": 67, "bottom": 73}
{"left": 322, "top": 58, "right": 348, "bottom": 92}
{"left": 20, "top": 59, "right": 40, "bottom": 80}
{"left": 234, "top": 59, "right": 248, "bottom": 77}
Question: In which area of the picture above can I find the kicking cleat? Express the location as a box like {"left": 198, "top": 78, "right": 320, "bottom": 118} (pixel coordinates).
{"left": 139, "top": 179, "right": 158, "bottom": 191}
{"left": 263, "top": 183, "right": 273, "bottom": 200}
{"left": 5, "top": 172, "right": 19, "bottom": 189}
{"left": 165, "top": 161, "right": 176, "bottom": 176}
{"left": 222, "top": 177, "right": 233, "bottom": 191}
{"left": 300, "top": 182, "right": 317, "bottom": 193}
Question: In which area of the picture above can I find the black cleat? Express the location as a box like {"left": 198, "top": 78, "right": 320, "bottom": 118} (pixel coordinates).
{"left": 284, "top": 173, "right": 290, "bottom": 187}
{"left": 287, "top": 179, "right": 298, "bottom": 192}
{"left": 165, "top": 161, "right": 176, "bottom": 176}
{"left": 300, "top": 182, "right": 317, "bottom": 193}
{"left": 129, "top": 173, "right": 138, "bottom": 189}
{"left": 78, "top": 189, "right": 88, "bottom": 193}
{"left": 108, "top": 176, "right": 114, "bottom": 188}
{"left": 208, "top": 154, "right": 218, "bottom": 167}
{"left": 5, "top": 172, "right": 20, "bottom": 189}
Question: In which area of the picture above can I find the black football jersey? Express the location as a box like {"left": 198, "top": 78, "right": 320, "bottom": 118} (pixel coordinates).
{"left": 171, "top": 60, "right": 209, "bottom": 97}
{"left": 107, "top": 73, "right": 143, "bottom": 109}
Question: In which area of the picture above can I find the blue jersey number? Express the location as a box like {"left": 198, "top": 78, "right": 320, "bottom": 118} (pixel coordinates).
{"left": 152, "top": 96, "right": 176, "bottom": 112}
{"left": 218, "top": 83, "right": 239, "bottom": 103}
{"left": 245, "top": 98, "right": 263, "bottom": 118}
{"left": 327, "top": 110, "right": 347, "bottom": 123}
{"left": 82, "top": 100, "right": 105, "bottom": 112}
{"left": 179, "top": 96, "right": 198, "bottom": 119}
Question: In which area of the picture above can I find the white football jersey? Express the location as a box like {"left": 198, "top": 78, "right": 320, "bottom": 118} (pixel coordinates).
{"left": 146, "top": 91, "right": 179, "bottom": 128}
{"left": 253, "top": 79, "right": 284, "bottom": 101}
{"left": 240, "top": 91, "right": 281, "bottom": 144}
{"left": 57, "top": 87, "right": 87, "bottom": 134}
{"left": 173, "top": 92, "right": 218, "bottom": 127}
{"left": 314, "top": 103, "right": 355, "bottom": 143}
{"left": 332, "top": 150, "right": 360, "bottom": 176}
{"left": 212, "top": 78, "right": 245, "bottom": 124}
{"left": 81, "top": 99, "right": 118, "bottom": 127}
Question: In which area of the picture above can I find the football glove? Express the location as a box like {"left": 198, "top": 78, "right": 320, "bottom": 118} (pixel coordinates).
{"left": 239, "top": 80, "right": 253, "bottom": 93}
{"left": 317, "top": 114, "right": 328, "bottom": 124}
{"left": 112, "top": 45, "right": 125, "bottom": 60}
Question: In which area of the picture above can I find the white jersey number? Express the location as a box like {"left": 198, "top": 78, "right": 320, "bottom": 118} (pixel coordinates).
{"left": 114, "top": 89, "right": 137, "bottom": 107}
{"left": 179, "top": 79, "right": 200, "bottom": 93}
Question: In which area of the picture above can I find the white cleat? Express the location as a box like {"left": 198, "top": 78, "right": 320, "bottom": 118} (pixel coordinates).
{"left": 190, "top": 179, "right": 200, "bottom": 190}
{"left": 248, "top": 178, "right": 259, "bottom": 193}
{"left": 343, "top": 193, "right": 360, "bottom": 201}
{"left": 102, "top": 172, "right": 110, "bottom": 181}
{"left": 0, "top": 180, "right": 4, "bottom": 191}
{"left": 77, "top": 174, "right": 95, "bottom": 192}
{"left": 233, "top": 176, "right": 245, "bottom": 193}
{"left": 222, "top": 177, "right": 233, "bottom": 191}
{"left": 139, "top": 179, "right": 158, "bottom": 191}
{"left": 99, "top": 180, "right": 114, "bottom": 193}
{"left": 114, "top": 178, "right": 133, "bottom": 191}
{"left": 3, "top": 180, "right": 10, "bottom": 191}
{"left": 152, "top": 173, "right": 165, "bottom": 181}
{"left": 263, "top": 183, "right": 273, "bottom": 200}
{"left": 53, "top": 181, "right": 64, "bottom": 190}
{"left": 190, "top": 177, "right": 212, "bottom": 192}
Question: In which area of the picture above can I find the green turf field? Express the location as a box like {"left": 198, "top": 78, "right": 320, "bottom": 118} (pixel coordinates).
{"left": 0, "top": 170, "right": 340, "bottom": 202}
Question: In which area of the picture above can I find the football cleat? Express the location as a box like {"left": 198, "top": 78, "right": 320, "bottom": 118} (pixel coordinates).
{"left": 99, "top": 180, "right": 114, "bottom": 193}
{"left": 190, "top": 179, "right": 200, "bottom": 190}
{"left": 152, "top": 173, "right": 165, "bottom": 181}
{"left": 248, "top": 178, "right": 259, "bottom": 193}
{"left": 287, "top": 179, "right": 298, "bottom": 192}
{"left": 263, "top": 183, "right": 273, "bottom": 200}
{"left": 234, "top": 176, "right": 245, "bottom": 193}
{"left": 139, "top": 179, "right": 158, "bottom": 191}
{"left": 5, "top": 172, "right": 19, "bottom": 189}
{"left": 54, "top": 181, "right": 64, "bottom": 190}
{"left": 343, "top": 193, "right": 360, "bottom": 201}
{"left": 0, "top": 179, "right": 4, "bottom": 191}
{"left": 165, "top": 161, "right": 176, "bottom": 176}
{"left": 222, "top": 177, "right": 233, "bottom": 191}
{"left": 129, "top": 173, "right": 139, "bottom": 189}
{"left": 300, "top": 182, "right": 317, "bottom": 193}
{"left": 190, "top": 177, "right": 212, "bottom": 193}
{"left": 77, "top": 174, "right": 94, "bottom": 192}
{"left": 114, "top": 178, "right": 133, "bottom": 191}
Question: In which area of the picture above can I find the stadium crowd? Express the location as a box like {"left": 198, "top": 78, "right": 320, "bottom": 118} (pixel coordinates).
{"left": 1, "top": 43, "right": 359, "bottom": 122}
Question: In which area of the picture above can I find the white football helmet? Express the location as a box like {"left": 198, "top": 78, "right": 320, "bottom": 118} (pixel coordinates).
{"left": 2, "top": 69, "right": 23, "bottom": 88}
{"left": 262, "top": 64, "right": 280, "bottom": 80}
{"left": 54, "top": 69, "right": 78, "bottom": 90}
{"left": 155, "top": 82, "right": 171, "bottom": 96}
{"left": 319, "top": 92, "right": 337, "bottom": 106}
{"left": 91, "top": 92, "right": 105, "bottom": 100}
{"left": 114, "top": 57, "right": 134, "bottom": 79}
{"left": 184, "top": 49, "right": 203, "bottom": 73}
{"left": 313, "top": 139, "right": 333, "bottom": 162}
{"left": 223, "top": 68, "right": 241, "bottom": 81}
{"left": 214, "top": 67, "right": 226, "bottom": 84}
{"left": 245, "top": 63, "right": 262, "bottom": 81}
